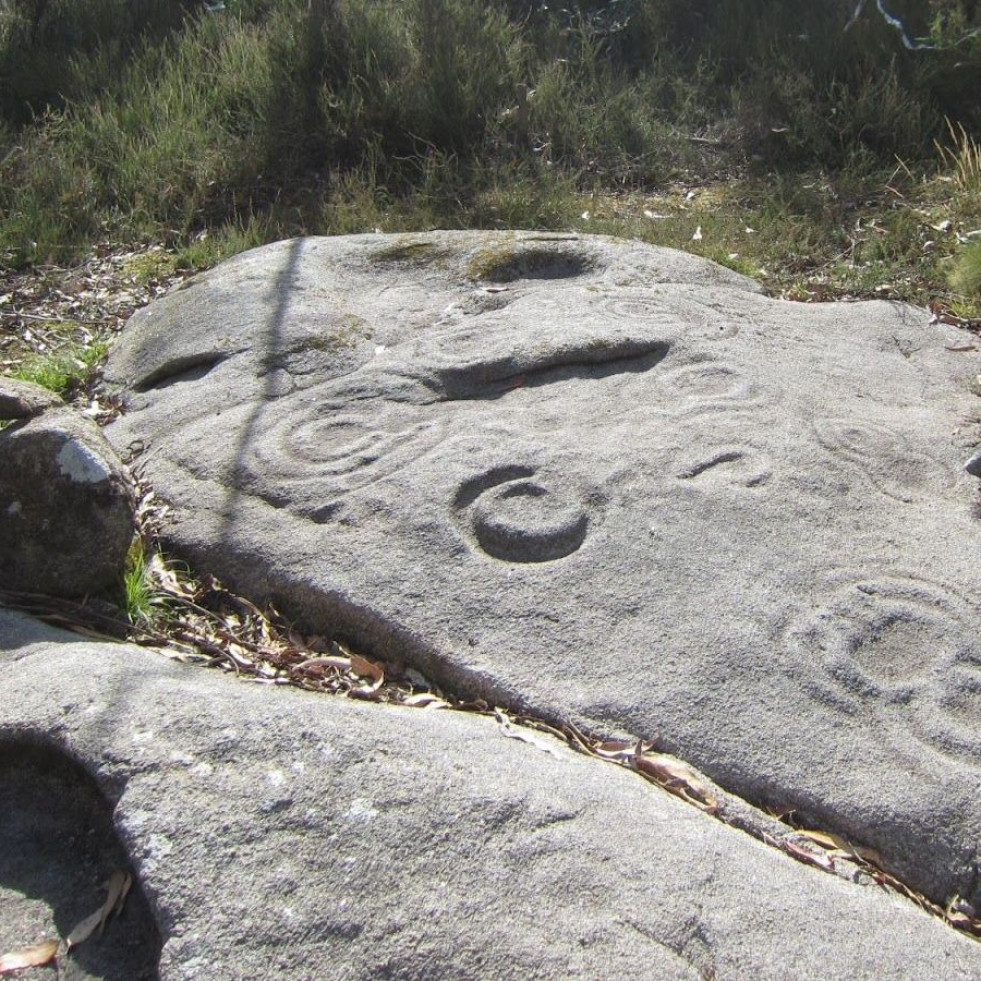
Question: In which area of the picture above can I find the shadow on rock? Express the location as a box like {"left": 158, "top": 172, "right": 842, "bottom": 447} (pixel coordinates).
{"left": 0, "top": 740, "right": 160, "bottom": 980}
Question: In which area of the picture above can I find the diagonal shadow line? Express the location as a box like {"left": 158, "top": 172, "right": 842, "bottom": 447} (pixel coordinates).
{"left": 218, "top": 237, "right": 306, "bottom": 547}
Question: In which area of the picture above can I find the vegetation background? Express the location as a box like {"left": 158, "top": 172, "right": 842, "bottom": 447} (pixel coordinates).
{"left": 3, "top": 0, "right": 981, "bottom": 386}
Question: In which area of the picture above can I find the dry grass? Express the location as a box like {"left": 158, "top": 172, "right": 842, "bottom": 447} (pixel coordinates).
{"left": 936, "top": 117, "right": 981, "bottom": 192}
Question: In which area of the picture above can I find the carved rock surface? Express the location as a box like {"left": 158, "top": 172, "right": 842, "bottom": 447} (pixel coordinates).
{"left": 3, "top": 610, "right": 981, "bottom": 980}
{"left": 1, "top": 407, "right": 135, "bottom": 595}
{"left": 104, "top": 232, "right": 981, "bottom": 906}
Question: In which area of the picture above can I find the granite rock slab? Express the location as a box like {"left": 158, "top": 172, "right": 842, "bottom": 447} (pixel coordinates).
{"left": 3, "top": 611, "right": 981, "bottom": 980}
{"left": 103, "top": 231, "right": 981, "bottom": 907}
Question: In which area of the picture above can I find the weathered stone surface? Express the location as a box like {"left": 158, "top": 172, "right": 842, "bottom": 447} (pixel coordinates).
{"left": 3, "top": 610, "right": 980, "bottom": 980}
{"left": 0, "top": 407, "right": 136, "bottom": 596}
{"left": 103, "top": 231, "right": 981, "bottom": 907}
{"left": 0, "top": 743, "right": 161, "bottom": 981}
{"left": 0, "top": 377, "right": 63, "bottom": 420}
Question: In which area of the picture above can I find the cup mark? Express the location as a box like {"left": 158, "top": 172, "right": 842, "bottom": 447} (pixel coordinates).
{"left": 454, "top": 467, "right": 593, "bottom": 563}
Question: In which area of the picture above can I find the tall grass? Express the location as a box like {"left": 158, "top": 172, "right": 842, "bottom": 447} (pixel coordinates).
{"left": 936, "top": 117, "right": 981, "bottom": 191}
{"left": 0, "top": 0, "right": 193, "bottom": 126}
{"left": 1, "top": 0, "right": 981, "bottom": 266}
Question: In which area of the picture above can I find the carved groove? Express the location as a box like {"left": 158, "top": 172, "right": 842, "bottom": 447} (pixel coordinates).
{"left": 134, "top": 351, "right": 226, "bottom": 392}
{"left": 437, "top": 341, "right": 670, "bottom": 401}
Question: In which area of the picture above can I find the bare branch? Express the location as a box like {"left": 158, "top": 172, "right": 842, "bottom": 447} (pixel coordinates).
{"left": 845, "top": 0, "right": 938, "bottom": 50}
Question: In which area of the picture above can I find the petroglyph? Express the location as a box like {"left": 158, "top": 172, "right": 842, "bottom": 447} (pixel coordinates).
{"left": 790, "top": 575, "right": 981, "bottom": 769}
{"left": 677, "top": 446, "right": 771, "bottom": 489}
{"left": 599, "top": 291, "right": 742, "bottom": 341}
{"left": 812, "top": 417, "right": 948, "bottom": 503}
{"left": 453, "top": 466, "right": 596, "bottom": 563}
{"left": 105, "top": 231, "right": 981, "bottom": 907}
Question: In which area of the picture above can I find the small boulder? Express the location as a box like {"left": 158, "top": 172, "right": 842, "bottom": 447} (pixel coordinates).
{"left": 0, "top": 407, "right": 136, "bottom": 596}
{"left": 0, "top": 377, "right": 64, "bottom": 420}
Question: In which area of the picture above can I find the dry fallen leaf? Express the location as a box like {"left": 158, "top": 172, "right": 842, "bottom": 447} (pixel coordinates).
{"left": 632, "top": 746, "right": 718, "bottom": 813}
{"left": 343, "top": 650, "right": 386, "bottom": 695}
{"left": 798, "top": 828, "right": 882, "bottom": 865}
{"left": 948, "top": 910, "right": 976, "bottom": 931}
{"left": 66, "top": 908, "right": 107, "bottom": 949}
{"left": 148, "top": 553, "right": 193, "bottom": 599}
{"left": 402, "top": 693, "right": 450, "bottom": 709}
{"left": 111, "top": 871, "right": 133, "bottom": 917}
{"left": 67, "top": 870, "right": 132, "bottom": 950}
{"left": 349, "top": 652, "right": 384, "bottom": 682}
{"left": 494, "top": 709, "right": 563, "bottom": 757}
{"left": 294, "top": 655, "right": 351, "bottom": 674}
{"left": 594, "top": 738, "right": 655, "bottom": 760}
{"left": 798, "top": 828, "right": 841, "bottom": 850}
{"left": 783, "top": 840, "right": 835, "bottom": 872}
{"left": 0, "top": 939, "right": 60, "bottom": 974}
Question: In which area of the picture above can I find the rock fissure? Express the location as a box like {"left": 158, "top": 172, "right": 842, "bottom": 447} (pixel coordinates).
{"left": 8, "top": 567, "right": 978, "bottom": 949}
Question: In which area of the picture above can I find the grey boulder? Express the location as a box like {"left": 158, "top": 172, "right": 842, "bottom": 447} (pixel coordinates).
{"left": 2, "top": 611, "right": 980, "bottom": 980}
{"left": 103, "top": 231, "right": 981, "bottom": 908}
{"left": 0, "top": 377, "right": 64, "bottom": 420}
{"left": 963, "top": 446, "right": 981, "bottom": 476}
{"left": 0, "top": 406, "right": 136, "bottom": 596}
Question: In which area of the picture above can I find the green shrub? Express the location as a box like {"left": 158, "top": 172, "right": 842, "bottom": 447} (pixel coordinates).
{"left": 951, "top": 240, "right": 981, "bottom": 298}
{"left": 12, "top": 339, "right": 108, "bottom": 397}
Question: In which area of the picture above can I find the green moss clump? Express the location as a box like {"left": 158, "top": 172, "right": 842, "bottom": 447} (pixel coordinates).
{"left": 467, "top": 245, "right": 517, "bottom": 281}
{"left": 467, "top": 244, "right": 591, "bottom": 282}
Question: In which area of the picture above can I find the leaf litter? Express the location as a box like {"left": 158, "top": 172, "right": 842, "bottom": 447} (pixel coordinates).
{"left": 0, "top": 242, "right": 188, "bottom": 383}
{"left": 772, "top": 820, "right": 981, "bottom": 936}
{"left": 592, "top": 737, "right": 718, "bottom": 813}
